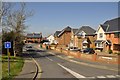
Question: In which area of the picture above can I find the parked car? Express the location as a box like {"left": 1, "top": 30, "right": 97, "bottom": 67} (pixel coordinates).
{"left": 66, "top": 47, "right": 81, "bottom": 51}
{"left": 26, "top": 45, "right": 32, "bottom": 48}
{"left": 83, "top": 48, "right": 95, "bottom": 54}
{"left": 43, "top": 42, "right": 50, "bottom": 45}
{"left": 26, "top": 45, "right": 35, "bottom": 51}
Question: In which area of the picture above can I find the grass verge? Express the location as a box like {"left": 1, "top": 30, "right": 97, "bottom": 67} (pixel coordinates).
{"left": 2, "top": 56, "right": 24, "bottom": 80}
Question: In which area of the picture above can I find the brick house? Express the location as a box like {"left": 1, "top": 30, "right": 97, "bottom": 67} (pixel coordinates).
{"left": 74, "top": 26, "right": 96, "bottom": 49}
{"left": 26, "top": 33, "right": 42, "bottom": 43}
{"left": 54, "top": 31, "right": 61, "bottom": 44}
{"left": 70, "top": 28, "right": 78, "bottom": 47}
{"left": 95, "top": 17, "right": 120, "bottom": 53}
{"left": 54, "top": 26, "right": 71, "bottom": 46}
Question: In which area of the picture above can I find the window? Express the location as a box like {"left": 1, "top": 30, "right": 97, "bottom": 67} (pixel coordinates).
{"left": 99, "top": 33, "right": 103, "bottom": 38}
{"left": 114, "top": 33, "right": 120, "bottom": 38}
{"left": 113, "top": 44, "right": 120, "bottom": 51}
{"left": 98, "top": 43, "right": 103, "bottom": 48}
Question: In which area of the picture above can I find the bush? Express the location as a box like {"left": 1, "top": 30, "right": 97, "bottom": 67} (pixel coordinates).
{"left": 114, "top": 52, "right": 120, "bottom": 55}
{"left": 108, "top": 50, "right": 112, "bottom": 54}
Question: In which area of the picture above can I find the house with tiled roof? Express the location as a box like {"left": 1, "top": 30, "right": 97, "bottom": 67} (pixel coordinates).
{"left": 70, "top": 28, "right": 78, "bottom": 47}
{"left": 54, "top": 31, "right": 61, "bottom": 38}
{"left": 26, "top": 32, "right": 42, "bottom": 43}
{"left": 54, "top": 26, "right": 71, "bottom": 46}
{"left": 54, "top": 31, "right": 61, "bottom": 45}
{"left": 74, "top": 26, "right": 96, "bottom": 49}
{"left": 95, "top": 17, "right": 120, "bottom": 53}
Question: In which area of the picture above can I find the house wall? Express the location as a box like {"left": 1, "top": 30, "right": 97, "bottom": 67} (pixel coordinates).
{"left": 70, "top": 31, "right": 74, "bottom": 47}
{"left": 57, "top": 31, "right": 71, "bottom": 46}
{"left": 78, "top": 37, "right": 83, "bottom": 49}
{"left": 97, "top": 26, "right": 106, "bottom": 40}
{"left": 95, "top": 26, "right": 106, "bottom": 50}
{"left": 106, "top": 33, "right": 120, "bottom": 53}
{"left": 70, "top": 30, "right": 76, "bottom": 47}
{"left": 26, "top": 38, "right": 42, "bottom": 43}
{"left": 74, "top": 36, "right": 78, "bottom": 47}
{"left": 47, "top": 35, "right": 55, "bottom": 44}
{"left": 76, "top": 35, "right": 96, "bottom": 49}
{"left": 87, "top": 35, "right": 96, "bottom": 48}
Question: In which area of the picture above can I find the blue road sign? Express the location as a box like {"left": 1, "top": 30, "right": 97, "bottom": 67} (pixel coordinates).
{"left": 5, "top": 42, "right": 11, "bottom": 49}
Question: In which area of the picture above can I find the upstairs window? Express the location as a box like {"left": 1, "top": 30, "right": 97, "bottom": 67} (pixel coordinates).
{"left": 114, "top": 33, "right": 120, "bottom": 38}
{"left": 99, "top": 33, "right": 103, "bottom": 38}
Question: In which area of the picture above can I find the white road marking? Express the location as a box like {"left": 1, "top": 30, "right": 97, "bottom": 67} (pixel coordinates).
{"left": 48, "top": 52, "right": 56, "bottom": 55}
{"left": 67, "top": 56, "right": 74, "bottom": 58}
{"left": 102, "top": 57, "right": 112, "bottom": 60}
{"left": 96, "top": 76, "right": 106, "bottom": 78}
{"left": 106, "top": 75, "right": 116, "bottom": 78}
{"left": 46, "top": 57, "right": 53, "bottom": 61}
{"left": 57, "top": 63, "right": 86, "bottom": 78}
{"left": 116, "top": 75, "right": 120, "bottom": 77}
{"left": 87, "top": 77, "right": 95, "bottom": 79}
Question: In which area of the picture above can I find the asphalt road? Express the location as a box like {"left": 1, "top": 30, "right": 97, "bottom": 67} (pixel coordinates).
{"left": 25, "top": 43, "right": 120, "bottom": 80}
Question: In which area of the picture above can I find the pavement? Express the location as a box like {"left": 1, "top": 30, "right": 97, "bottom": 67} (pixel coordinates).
{"left": 14, "top": 52, "right": 38, "bottom": 80}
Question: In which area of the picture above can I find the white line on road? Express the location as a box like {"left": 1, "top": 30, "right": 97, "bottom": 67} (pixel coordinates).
{"left": 106, "top": 75, "right": 116, "bottom": 78}
{"left": 96, "top": 76, "right": 106, "bottom": 78}
{"left": 57, "top": 63, "right": 86, "bottom": 78}
{"left": 48, "top": 52, "right": 56, "bottom": 55}
{"left": 46, "top": 57, "right": 53, "bottom": 61}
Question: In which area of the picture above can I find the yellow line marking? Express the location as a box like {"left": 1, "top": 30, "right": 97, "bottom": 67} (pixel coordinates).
{"left": 32, "top": 58, "right": 42, "bottom": 79}
{"left": 27, "top": 50, "right": 42, "bottom": 79}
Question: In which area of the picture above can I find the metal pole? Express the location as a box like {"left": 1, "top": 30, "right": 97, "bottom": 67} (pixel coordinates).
{"left": 7, "top": 48, "right": 10, "bottom": 77}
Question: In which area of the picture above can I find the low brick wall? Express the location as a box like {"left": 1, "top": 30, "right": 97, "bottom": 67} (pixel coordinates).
{"left": 81, "top": 54, "right": 93, "bottom": 60}
{"left": 97, "top": 54, "right": 118, "bottom": 64}
{"left": 51, "top": 46, "right": 120, "bottom": 64}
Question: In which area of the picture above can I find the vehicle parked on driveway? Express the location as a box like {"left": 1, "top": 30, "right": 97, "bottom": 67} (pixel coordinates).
{"left": 83, "top": 48, "right": 95, "bottom": 54}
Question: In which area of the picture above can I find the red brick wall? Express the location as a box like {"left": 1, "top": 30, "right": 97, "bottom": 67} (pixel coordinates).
{"left": 106, "top": 33, "right": 120, "bottom": 44}
{"left": 74, "top": 35, "right": 96, "bottom": 49}
{"left": 106, "top": 33, "right": 120, "bottom": 52}
{"left": 57, "top": 31, "right": 71, "bottom": 46}
{"left": 26, "top": 38, "right": 42, "bottom": 43}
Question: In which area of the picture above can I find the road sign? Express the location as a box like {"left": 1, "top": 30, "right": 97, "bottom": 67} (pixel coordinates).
{"left": 5, "top": 42, "right": 11, "bottom": 49}
{"left": 4, "top": 42, "right": 11, "bottom": 77}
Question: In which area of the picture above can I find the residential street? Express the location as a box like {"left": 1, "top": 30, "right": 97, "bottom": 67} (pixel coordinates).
{"left": 25, "top": 44, "right": 120, "bottom": 79}
{"left": 2, "top": 2, "right": 120, "bottom": 80}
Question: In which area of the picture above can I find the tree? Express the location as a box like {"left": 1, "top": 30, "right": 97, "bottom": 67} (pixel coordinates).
{"left": 2, "top": 2, "right": 33, "bottom": 55}
{"left": 2, "top": 31, "right": 14, "bottom": 55}
{"left": 0, "top": 2, "right": 12, "bottom": 22}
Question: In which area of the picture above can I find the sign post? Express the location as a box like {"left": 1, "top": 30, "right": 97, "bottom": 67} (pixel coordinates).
{"left": 4, "top": 42, "right": 11, "bottom": 77}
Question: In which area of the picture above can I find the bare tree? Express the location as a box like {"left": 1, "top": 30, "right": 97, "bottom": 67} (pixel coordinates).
{"left": 0, "top": 2, "right": 12, "bottom": 21}
{"left": 2, "top": 2, "right": 33, "bottom": 55}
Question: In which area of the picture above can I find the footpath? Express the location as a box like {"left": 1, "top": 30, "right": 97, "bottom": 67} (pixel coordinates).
{"left": 14, "top": 52, "right": 38, "bottom": 80}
